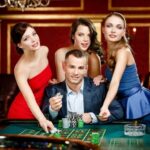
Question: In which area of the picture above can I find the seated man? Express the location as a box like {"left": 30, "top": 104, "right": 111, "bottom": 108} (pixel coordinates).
{"left": 42, "top": 49, "right": 124, "bottom": 124}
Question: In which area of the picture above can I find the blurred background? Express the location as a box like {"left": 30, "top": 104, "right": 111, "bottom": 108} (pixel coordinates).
{"left": 0, "top": 0, "right": 150, "bottom": 80}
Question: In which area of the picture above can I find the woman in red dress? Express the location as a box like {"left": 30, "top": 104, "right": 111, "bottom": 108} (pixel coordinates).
{"left": 7, "top": 22, "right": 54, "bottom": 133}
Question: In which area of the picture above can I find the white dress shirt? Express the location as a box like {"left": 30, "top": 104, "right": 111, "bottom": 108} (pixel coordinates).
{"left": 49, "top": 80, "right": 98, "bottom": 123}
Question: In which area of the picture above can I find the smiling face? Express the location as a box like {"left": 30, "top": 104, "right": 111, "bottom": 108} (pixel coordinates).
{"left": 102, "top": 15, "right": 126, "bottom": 43}
{"left": 63, "top": 54, "right": 88, "bottom": 86}
{"left": 72, "top": 25, "right": 91, "bottom": 51}
{"left": 18, "top": 27, "right": 40, "bottom": 52}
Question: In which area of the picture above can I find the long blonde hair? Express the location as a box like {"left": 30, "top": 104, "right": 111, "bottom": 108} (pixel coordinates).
{"left": 102, "top": 12, "right": 131, "bottom": 71}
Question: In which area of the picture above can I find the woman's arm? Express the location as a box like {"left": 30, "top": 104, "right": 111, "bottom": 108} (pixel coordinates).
{"left": 100, "top": 48, "right": 130, "bottom": 117}
{"left": 14, "top": 65, "right": 54, "bottom": 132}
{"left": 55, "top": 48, "right": 66, "bottom": 82}
{"left": 88, "top": 52, "right": 101, "bottom": 78}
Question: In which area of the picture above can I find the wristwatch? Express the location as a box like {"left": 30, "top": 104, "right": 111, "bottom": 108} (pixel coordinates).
{"left": 90, "top": 114, "right": 94, "bottom": 124}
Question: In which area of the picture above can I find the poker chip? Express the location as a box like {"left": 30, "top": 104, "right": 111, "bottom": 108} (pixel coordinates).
{"left": 70, "top": 120, "right": 77, "bottom": 128}
{"left": 91, "top": 132, "right": 100, "bottom": 145}
{"left": 54, "top": 132, "right": 61, "bottom": 138}
{"left": 58, "top": 120, "right": 63, "bottom": 128}
{"left": 62, "top": 118, "right": 70, "bottom": 128}
{"left": 50, "top": 127, "right": 59, "bottom": 134}
{"left": 78, "top": 119, "right": 84, "bottom": 128}
{"left": 68, "top": 112, "right": 83, "bottom": 128}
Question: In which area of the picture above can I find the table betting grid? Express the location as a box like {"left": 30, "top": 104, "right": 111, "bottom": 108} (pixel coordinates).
{"left": 18, "top": 127, "right": 106, "bottom": 144}
{"left": 0, "top": 121, "right": 150, "bottom": 150}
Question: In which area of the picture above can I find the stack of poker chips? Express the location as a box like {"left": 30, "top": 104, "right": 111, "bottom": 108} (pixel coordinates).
{"left": 58, "top": 120, "right": 63, "bottom": 128}
{"left": 77, "top": 119, "right": 84, "bottom": 128}
{"left": 54, "top": 132, "right": 61, "bottom": 138}
{"left": 70, "top": 112, "right": 77, "bottom": 128}
{"left": 62, "top": 118, "right": 70, "bottom": 128}
{"left": 67, "top": 112, "right": 83, "bottom": 128}
{"left": 91, "top": 132, "right": 100, "bottom": 145}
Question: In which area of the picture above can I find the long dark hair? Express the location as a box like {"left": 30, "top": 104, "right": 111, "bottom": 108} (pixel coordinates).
{"left": 11, "top": 22, "right": 33, "bottom": 54}
{"left": 70, "top": 18, "right": 104, "bottom": 63}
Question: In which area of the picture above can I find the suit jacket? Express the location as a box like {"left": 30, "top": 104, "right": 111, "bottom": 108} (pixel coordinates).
{"left": 42, "top": 77, "right": 124, "bottom": 124}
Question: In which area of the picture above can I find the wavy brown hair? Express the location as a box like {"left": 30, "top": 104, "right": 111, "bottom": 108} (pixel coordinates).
{"left": 70, "top": 18, "right": 104, "bottom": 63}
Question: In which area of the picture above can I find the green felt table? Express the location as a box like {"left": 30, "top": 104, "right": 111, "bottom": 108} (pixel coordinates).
{"left": 0, "top": 121, "right": 149, "bottom": 150}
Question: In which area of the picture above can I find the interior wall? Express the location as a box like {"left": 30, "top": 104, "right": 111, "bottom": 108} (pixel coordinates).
{"left": 0, "top": 0, "right": 150, "bottom": 79}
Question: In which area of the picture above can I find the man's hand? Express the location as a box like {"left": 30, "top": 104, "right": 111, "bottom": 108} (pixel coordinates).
{"left": 49, "top": 93, "right": 63, "bottom": 111}
{"left": 82, "top": 113, "right": 92, "bottom": 124}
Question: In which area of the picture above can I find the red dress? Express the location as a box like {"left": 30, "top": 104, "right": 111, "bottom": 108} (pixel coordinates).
{"left": 7, "top": 65, "right": 52, "bottom": 119}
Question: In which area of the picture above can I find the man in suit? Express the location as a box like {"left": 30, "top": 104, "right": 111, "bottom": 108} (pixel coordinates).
{"left": 42, "top": 49, "right": 124, "bottom": 124}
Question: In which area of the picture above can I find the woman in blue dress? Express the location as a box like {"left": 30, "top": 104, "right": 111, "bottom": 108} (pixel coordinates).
{"left": 99, "top": 12, "right": 150, "bottom": 124}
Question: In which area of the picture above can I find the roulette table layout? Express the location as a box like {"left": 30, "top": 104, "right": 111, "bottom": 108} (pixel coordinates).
{"left": 0, "top": 120, "right": 149, "bottom": 150}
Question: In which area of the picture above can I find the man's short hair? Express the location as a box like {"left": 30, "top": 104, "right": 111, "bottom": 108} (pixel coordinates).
{"left": 65, "top": 49, "right": 88, "bottom": 60}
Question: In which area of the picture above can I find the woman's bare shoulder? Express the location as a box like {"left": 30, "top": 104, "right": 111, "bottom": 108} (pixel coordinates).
{"left": 14, "top": 56, "right": 31, "bottom": 77}
{"left": 41, "top": 45, "right": 48, "bottom": 49}
{"left": 55, "top": 47, "right": 71, "bottom": 60}
{"left": 14, "top": 61, "right": 27, "bottom": 78}
{"left": 117, "top": 47, "right": 131, "bottom": 56}
{"left": 88, "top": 52, "right": 100, "bottom": 62}
{"left": 55, "top": 47, "right": 70, "bottom": 54}
{"left": 40, "top": 45, "right": 49, "bottom": 54}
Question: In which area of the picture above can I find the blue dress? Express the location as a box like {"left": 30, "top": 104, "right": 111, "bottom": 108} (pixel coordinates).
{"left": 106, "top": 64, "right": 150, "bottom": 119}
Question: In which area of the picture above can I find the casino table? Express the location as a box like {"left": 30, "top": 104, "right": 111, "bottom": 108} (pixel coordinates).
{"left": 0, "top": 120, "right": 149, "bottom": 150}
